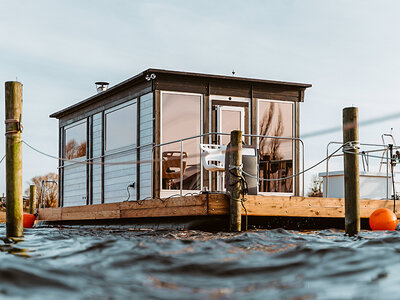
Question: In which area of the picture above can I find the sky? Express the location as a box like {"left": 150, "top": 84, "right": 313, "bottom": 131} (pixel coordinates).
{"left": 1, "top": 0, "right": 400, "bottom": 195}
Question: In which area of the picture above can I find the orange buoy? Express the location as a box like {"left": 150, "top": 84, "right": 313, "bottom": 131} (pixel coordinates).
{"left": 369, "top": 208, "right": 398, "bottom": 231}
{"left": 23, "top": 213, "right": 36, "bottom": 229}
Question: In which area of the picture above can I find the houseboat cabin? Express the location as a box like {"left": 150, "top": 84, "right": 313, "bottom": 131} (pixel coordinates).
{"left": 50, "top": 69, "right": 311, "bottom": 208}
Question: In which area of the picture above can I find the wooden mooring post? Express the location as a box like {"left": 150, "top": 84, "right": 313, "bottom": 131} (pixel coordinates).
{"left": 5, "top": 81, "right": 23, "bottom": 237}
{"left": 343, "top": 107, "right": 360, "bottom": 236}
{"left": 29, "top": 185, "right": 36, "bottom": 215}
{"left": 229, "top": 130, "right": 242, "bottom": 232}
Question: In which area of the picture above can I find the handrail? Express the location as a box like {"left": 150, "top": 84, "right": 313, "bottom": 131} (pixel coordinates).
{"left": 325, "top": 141, "right": 392, "bottom": 199}
{"left": 154, "top": 132, "right": 305, "bottom": 197}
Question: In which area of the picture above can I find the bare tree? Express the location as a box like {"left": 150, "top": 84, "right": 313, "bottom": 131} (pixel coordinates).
{"left": 25, "top": 172, "right": 58, "bottom": 208}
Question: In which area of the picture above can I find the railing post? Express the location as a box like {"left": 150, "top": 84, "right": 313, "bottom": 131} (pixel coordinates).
{"left": 180, "top": 141, "right": 183, "bottom": 196}
{"left": 5, "top": 81, "right": 23, "bottom": 237}
{"left": 228, "top": 130, "right": 242, "bottom": 232}
{"left": 29, "top": 185, "right": 36, "bottom": 214}
{"left": 343, "top": 107, "right": 360, "bottom": 236}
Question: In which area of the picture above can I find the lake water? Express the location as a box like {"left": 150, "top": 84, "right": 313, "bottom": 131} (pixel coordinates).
{"left": 0, "top": 224, "right": 399, "bottom": 299}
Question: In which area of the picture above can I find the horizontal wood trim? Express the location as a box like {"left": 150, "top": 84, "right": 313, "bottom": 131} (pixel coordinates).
{"left": 211, "top": 100, "right": 249, "bottom": 107}
{"left": 121, "top": 205, "right": 206, "bottom": 218}
{"left": 207, "top": 195, "right": 400, "bottom": 218}
{"left": 38, "top": 195, "right": 207, "bottom": 221}
{"left": 38, "top": 195, "right": 397, "bottom": 222}
{"left": 38, "top": 207, "right": 62, "bottom": 221}
{"left": 156, "top": 74, "right": 304, "bottom": 102}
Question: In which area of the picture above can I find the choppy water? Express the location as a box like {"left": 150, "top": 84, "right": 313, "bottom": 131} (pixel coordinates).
{"left": 1, "top": 225, "right": 400, "bottom": 299}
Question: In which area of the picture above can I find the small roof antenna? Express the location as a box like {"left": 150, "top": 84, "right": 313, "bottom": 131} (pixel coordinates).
{"left": 232, "top": 69, "right": 235, "bottom": 76}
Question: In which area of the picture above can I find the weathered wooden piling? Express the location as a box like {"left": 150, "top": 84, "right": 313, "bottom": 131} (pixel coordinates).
{"left": 5, "top": 81, "right": 23, "bottom": 237}
{"left": 229, "top": 130, "right": 242, "bottom": 232}
{"left": 343, "top": 107, "right": 360, "bottom": 236}
{"left": 29, "top": 185, "right": 36, "bottom": 214}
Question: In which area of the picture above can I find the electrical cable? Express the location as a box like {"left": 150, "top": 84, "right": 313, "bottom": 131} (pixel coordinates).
{"left": 0, "top": 155, "right": 5, "bottom": 165}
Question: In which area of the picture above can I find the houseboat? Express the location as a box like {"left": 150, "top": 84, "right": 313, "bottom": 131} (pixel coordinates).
{"left": 38, "top": 69, "right": 397, "bottom": 230}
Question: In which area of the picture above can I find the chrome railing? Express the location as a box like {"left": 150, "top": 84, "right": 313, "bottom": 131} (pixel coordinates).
{"left": 153, "top": 132, "right": 305, "bottom": 197}
{"left": 324, "top": 142, "right": 399, "bottom": 199}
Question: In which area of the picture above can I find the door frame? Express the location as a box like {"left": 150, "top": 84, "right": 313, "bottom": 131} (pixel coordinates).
{"left": 209, "top": 95, "right": 250, "bottom": 191}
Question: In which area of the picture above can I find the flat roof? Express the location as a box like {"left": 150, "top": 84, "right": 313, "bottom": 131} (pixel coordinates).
{"left": 50, "top": 68, "right": 312, "bottom": 119}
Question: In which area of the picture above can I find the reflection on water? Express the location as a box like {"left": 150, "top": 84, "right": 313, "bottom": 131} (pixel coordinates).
{"left": 0, "top": 224, "right": 400, "bottom": 299}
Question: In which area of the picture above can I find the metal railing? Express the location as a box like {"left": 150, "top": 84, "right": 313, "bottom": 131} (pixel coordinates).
{"left": 324, "top": 141, "right": 398, "bottom": 199}
{"left": 57, "top": 132, "right": 306, "bottom": 198}
{"left": 153, "top": 132, "right": 305, "bottom": 197}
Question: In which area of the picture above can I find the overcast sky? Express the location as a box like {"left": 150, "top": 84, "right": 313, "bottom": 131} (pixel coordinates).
{"left": 1, "top": 0, "right": 400, "bottom": 195}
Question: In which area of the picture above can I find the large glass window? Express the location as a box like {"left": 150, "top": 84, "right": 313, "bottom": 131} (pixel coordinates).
{"left": 258, "top": 100, "right": 293, "bottom": 193}
{"left": 64, "top": 121, "right": 87, "bottom": 159}
{"left": 161, "top": 92, "right": 201, "bottom": 191}
{"left": 105, "top": 102, "right": 137, "bottom": 151}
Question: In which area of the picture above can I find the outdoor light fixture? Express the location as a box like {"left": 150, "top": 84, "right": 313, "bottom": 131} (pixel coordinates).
{"left": 95, "top": 81, "right": 109, "bottom": 93}
{"left": 145, "top": 73, "right": 156, "bottom": 81}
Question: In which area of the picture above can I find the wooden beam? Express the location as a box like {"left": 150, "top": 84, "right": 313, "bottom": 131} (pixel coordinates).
{"left": 207, "top": 195, "right": 400, "bottom": 219}
{"left": 38, "top": 195, "right": 208, "bottom": 221}
{"left": 5, "top": 81, "right": 23, "bottom": 237}
{"left": 38, "top": 194, "right": 399, "bottom": 223}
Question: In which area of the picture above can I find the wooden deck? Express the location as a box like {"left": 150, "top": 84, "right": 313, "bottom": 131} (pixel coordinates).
{"left": 37, "top": 194, "right": 400, "bottom": 225}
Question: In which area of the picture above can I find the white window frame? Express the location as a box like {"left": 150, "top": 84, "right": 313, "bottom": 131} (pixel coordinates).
{"left": 257, "top": 99, "right": 295, "bottom": 196}
{"left": 63, "top": 119, "right": 88, "bottom": 163}
{"left": 160, "top": 91, "right": 203, "bottom": 197}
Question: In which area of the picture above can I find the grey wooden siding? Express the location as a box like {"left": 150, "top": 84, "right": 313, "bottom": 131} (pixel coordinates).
{"left": 61, "top": 93, "right": 153, "bottom": 207}
{"left": 92, "top": 113, "right": 102, "bottom": 204}
{"left": 139, "top": 92, "right": 153, "bottom": 200}
{"left": 63, "top": 161, "right": 87, "bottom": 207}
{"left": 103, "top": 99, "right": 137, "bottom": 203}
{"left": 104, "top": 150, "right": 136, "bottom": 203}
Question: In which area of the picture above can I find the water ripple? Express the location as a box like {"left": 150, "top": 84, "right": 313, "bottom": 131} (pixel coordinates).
{"left": 0, "top": 224, "right": 399, "bottom": 299}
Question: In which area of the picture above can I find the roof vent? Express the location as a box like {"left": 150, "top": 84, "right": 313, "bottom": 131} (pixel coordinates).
{"left": 95, "top": 82, "right": 109, "bottom": 93}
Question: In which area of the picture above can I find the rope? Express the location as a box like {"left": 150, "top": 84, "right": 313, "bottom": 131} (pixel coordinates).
{"left": 228, "top": 163, "right": 248, "bottom": 230}
{"left": 22, "top": 140, "right": 152, "bottom": 166}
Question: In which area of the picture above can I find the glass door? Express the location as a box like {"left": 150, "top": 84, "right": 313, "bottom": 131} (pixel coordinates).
{"left": 212, "top": 105, "right": 246, "bottom": 191}
{"left": 217, "top": 106, "right": 245, "bottom": 145}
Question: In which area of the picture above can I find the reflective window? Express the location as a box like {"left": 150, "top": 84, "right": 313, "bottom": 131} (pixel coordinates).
{"left": 258, "top": 100, "right": 293, "bottom": 193}
{"left": 161, "top": 93, "right": 201, "bottom": 190}
{"left": 219, "top": 107, "right": 244, "bottom": 145}
{"left": 65, "top": 121, "right": 87, "bottom": 159}
{"left": 105, "top": 103, "right": 137, "bottom": 151}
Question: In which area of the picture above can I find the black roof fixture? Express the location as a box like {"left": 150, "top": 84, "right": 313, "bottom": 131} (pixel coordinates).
{"left": 95, "top": 81, "right": 109, "bottom": 93}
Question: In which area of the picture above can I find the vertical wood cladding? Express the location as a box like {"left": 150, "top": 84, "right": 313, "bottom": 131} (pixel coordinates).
{"left": 92, "top": 113, "right": 102, "bottom": 204}
{"left": 139, "top": 92, "right": 153, "bottom": 200}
